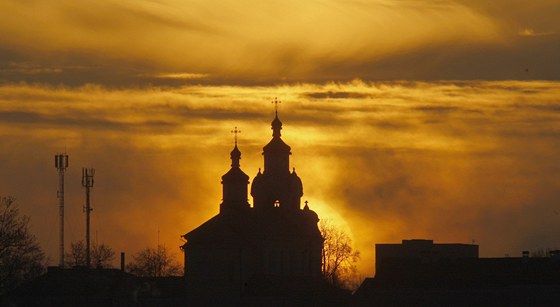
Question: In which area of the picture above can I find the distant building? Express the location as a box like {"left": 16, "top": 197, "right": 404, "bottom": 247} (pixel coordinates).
{"left": 181, "top": 113, "right": 329, "bottom": 305}
{"left": 2, "top": 266, "right": 187, "bottom": 306}
{"left": 376, "top": 239, "right": 478, "bottom": 274}
{"left": 355, "top": 239, "right": 560, "bottom": 306}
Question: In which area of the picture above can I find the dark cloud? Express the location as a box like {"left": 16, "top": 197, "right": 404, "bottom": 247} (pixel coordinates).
{"left": 0, "top": 110, "right": 178, "bottom": 132}
{"left": 165, "top": 106, "right": 263, "bottom": 121}
{"left": 303, "top": 91, "right": 371, "bottom": 99}
{"left": 414, "top": 105, "right": 463, "bottom": 113}
{"left": 316, "top": 35, "right": 560, "bottom": 81}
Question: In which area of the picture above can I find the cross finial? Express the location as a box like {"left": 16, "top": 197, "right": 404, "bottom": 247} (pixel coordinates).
{"left": 272, "top": 97, "right": 281, "bottom": 115}
{"left": 231, "top": 126, "right": 241, "bottom": 146}
{"left": 305, "top": 200, "right": 308, "bottom": 206}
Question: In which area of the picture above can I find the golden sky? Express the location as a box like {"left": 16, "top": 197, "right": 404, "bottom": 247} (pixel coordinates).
{"left": 1, "top": 0, "right": 559, "bottom": 83}
{"left": 0, "top": 0, "right": 559, "bottom": 275}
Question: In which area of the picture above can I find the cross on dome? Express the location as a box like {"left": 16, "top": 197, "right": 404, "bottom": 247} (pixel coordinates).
{"left": 229, "top": 126, "right": 242, "bottom": 168}
{"left": 270, "top": 98, "right": 283, "bottom": 138}
{"left": 231, "top": 126, "right": 241, "bottom": 146}
{"left": 272, "top": 97, "right": 281, "bottom": 115}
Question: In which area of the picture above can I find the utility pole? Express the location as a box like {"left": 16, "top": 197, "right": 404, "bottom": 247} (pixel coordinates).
{"left": 81, "top": 167, "right": 95, "bottom": 268}
{"left": 55, "top": 153, "right": 68, "bottom": 268}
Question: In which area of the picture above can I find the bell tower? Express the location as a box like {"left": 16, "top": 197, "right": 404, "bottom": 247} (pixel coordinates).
{"left": 251, "top": 100, "right": 303, "bottom": 211}
{"left": 220, "top": 127, "right": 250, "bottom": 213}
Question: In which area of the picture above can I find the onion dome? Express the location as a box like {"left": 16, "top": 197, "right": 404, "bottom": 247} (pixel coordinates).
{"left": 303, "top": 201, "right": 319, "bottom": 223}
{"left": 251, "top": 168, "right": 264, "bottom": 196}
{"left": 271, "top": 114, "right": 282, "bottom": 137}
{"left": 230, "top": 144, "right": 241, "bottom": 168}
{"left": 290, "top": 168, "right": 303, "bottom": 197}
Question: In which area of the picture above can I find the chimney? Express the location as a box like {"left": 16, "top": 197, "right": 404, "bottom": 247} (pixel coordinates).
{"left": 120, "top": 252, "right": 125, "bottom": 271}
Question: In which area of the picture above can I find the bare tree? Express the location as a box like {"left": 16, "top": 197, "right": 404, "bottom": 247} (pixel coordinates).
{"left": 0, "top": 197, "right": 44, "bottom": 293}
{"left": 320, "top": 220, "right": 360, "bottom": 290}
{"left": 92, "top": 243, "right": 115, "bottom": 268}
{"left": 128, "top": 245, "right": 182, "bottom": 277}
{"left": 65, "top": 240, "right": 115, "bottom": 268}
{"left": 65, "top": 241, "right": 86, "bottom": 267}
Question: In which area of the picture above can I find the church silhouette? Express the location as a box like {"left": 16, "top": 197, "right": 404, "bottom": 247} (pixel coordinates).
{"left": 181, "top": 111, "right": 327, "bottom": 304}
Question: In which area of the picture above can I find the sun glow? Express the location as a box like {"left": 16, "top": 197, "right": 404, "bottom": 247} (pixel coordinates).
{"left": 2, "top": 80, "right": 560, "bottom": 273}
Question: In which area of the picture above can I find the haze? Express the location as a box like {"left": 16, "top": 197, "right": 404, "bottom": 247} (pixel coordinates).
{"left": 0, "top": 0, "right": 559, "bottom": 275}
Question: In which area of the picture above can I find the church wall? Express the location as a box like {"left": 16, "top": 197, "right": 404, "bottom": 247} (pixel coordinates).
{"left": 185, "top": 244, "right": 258, "bottom": 298}
{"left": 222, "top": 182, "right": 248, "bottom": 205}
{"left": 264, "top": 152, "right": 289, "bottom": 175}
{"left": 260, "top": 238, "right": 323, "bottom": 278}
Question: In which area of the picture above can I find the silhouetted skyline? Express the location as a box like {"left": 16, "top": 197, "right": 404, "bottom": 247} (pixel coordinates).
{"left": 0, "top": 1, "right": 559, "bottom": 277}
{"left": 1, "top": 81, "right": 560, "bottom": 275}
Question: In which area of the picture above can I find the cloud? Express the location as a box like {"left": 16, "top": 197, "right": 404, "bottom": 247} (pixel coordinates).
{"left": 0, "top": 110, "right": 177, "bottom": 132}
{"left": 518, "top": 28, "right": 556, "bottom": 37}
{"left": 0, "top": 0, "right": 511, "bottom": 84}
{"left": 303, "top": 91, "right": 371, "bottom": 99}
{"left": 2, "top": 80, "right": 560, "bottom": 274}
{"left": 145, "top": 73, "right": 209, "bottom": 80}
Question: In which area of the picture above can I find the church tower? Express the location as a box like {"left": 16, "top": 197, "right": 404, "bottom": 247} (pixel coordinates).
{"left": 182, "top": 109, "right": 324, "bottom": 304}
{"left": 220, "top": 127, "right": 250, "bottom": 213}
{"left": 251, "top": 110, "right": 303, "bottom": 211}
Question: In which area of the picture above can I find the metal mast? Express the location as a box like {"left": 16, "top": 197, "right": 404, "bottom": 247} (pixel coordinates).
{"left": 55, "top": 153, "right": 69, "bottom": 268}
{"left": 81, "top": 167, "right": 95, "bottom": 268}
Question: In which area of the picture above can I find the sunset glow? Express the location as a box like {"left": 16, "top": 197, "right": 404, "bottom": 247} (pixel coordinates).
{"left": 1, "top": 0, "right": 559, "bottom": 276}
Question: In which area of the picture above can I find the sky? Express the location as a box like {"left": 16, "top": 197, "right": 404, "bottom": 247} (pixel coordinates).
{"left": 1, "top": 0, "right": 559, "bottom": 275}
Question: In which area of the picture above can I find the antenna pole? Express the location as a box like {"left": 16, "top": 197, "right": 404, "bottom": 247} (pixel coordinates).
{"left": 55, "top": 153, "right": 69, "bottom": 268}
{"left": 82, "top": 167, "right": 95, "bottom": 268}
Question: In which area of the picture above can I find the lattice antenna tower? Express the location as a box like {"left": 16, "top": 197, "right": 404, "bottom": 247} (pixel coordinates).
{"left": 55, "top": 153, "right": 69, "bottom": 268}
{"left": 81, "top": 167, "right": 95, "bottom": 268}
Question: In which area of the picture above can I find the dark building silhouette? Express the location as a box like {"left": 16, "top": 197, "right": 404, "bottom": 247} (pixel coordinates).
{"left": 181, "top": 113, "right": 326, "bottom": 304}
{"left": 376, "top": 239, "right": 478, "bottom": 273}
{"left": 2, "top": 266, "right": 187, "bottom": 306}
{"left": 354, "top": 239, "right": 560, "bottom": 306}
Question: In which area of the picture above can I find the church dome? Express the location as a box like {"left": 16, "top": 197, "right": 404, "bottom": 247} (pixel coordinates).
{"left": 229, "top": 144, "right": 242, "bottom": 168}
{"left": 221, "top": 140, "right": 250, "bottom": 213}
{"left": 303, "top": 204, "right": 319, "bottom": 223}
{"left": 271, "top": 114, "right": 282, "bottom": 137}
{"left": 250, "top": 169, "right": 266, "bottom": 198}
{"left": 230, "top": 145, "right": 241, "bottom": 161}
{"left": 290, "top": 169, "right": 303, "bottom": 197}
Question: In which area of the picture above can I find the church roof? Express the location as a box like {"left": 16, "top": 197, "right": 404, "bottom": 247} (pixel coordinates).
{"left": 263, "top": 136, "right": 291, "bottom": 153}
{"left": 222, "top": 166, "right": 249, "bottom": 182}
{"left": 183, "top": 209, "right": 322, "bottom": 247}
